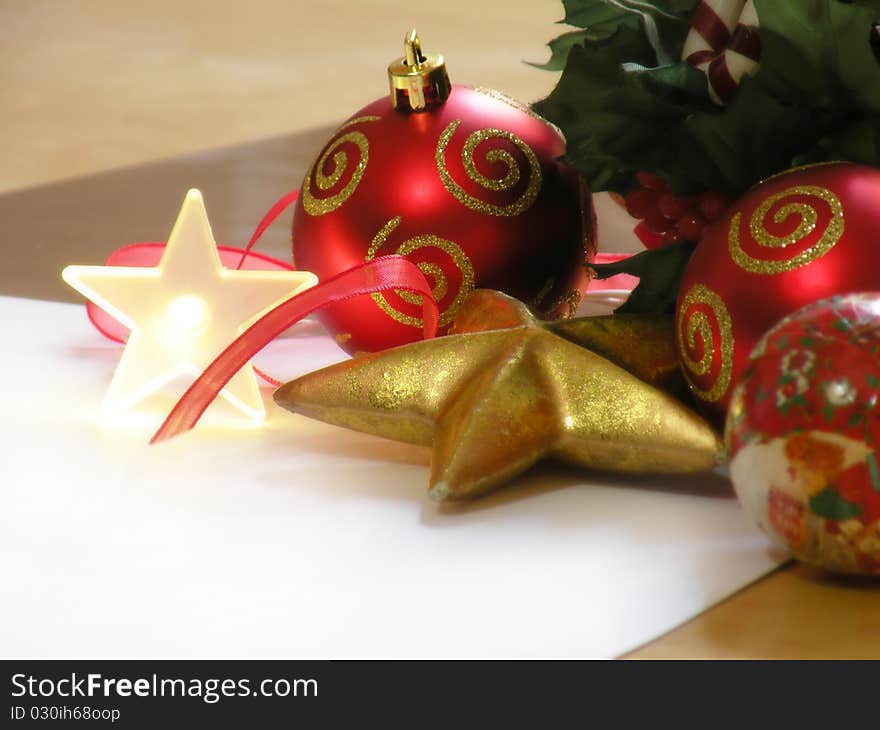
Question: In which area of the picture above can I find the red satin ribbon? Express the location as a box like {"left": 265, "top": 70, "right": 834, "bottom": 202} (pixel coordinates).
{"left": 83, "top": 188, "right": 635, "bottom": 445}
{"left": 149, "top": 250, "right": 637, "bottom": 444}
{"left": 80, "top": 189, "right": 437, "bottom": 443}
{"left": 150, "top": 255, "right": 438, "bottom": 444}
{"left": 236, "top": 189, "right": 302, "bottom": 269}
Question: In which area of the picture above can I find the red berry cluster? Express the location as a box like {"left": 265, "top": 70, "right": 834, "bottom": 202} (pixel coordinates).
{"left": 624, "top": 172, "right": 731, "bottom": 246}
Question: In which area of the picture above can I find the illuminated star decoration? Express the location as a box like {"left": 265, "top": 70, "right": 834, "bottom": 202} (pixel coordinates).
{"left": 63, "top": 189, "right": 317, "bottom": 423}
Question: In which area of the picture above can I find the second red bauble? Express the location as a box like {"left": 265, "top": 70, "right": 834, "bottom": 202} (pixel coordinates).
{"left": 676, "top": 162, "right": 880, "bottom": 419}
{"left": 292, "top": 84, "right": 593, "bottom": 354}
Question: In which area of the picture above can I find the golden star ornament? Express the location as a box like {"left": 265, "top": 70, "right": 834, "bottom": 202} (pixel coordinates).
{"left": 63, "top": 189, "right": 317, "bottom": 422}
{"left": 275, "top": 290, "right": 722, "bottom": 501}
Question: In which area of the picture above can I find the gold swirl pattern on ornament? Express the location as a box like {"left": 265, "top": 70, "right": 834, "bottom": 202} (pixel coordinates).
{"left": 528, "top": 279, "right": 581, "bottom": 319}
{"left": 366, "top": 216, "right": 475, "bottom": 328}
{"left": 677, "top": 283, "right": 734, "bottom": 403}
{"left": 531, "top": 279, "right": 584, "bottom": 319}
{"left": 398, "top": 263, "right": 447, "bottom": 305}
{"left": 728, "top": 185, "right": 844, "bottom": 275}
{"left": 302, "top": 115, "right": 380, "bottom": 216}
{"left": 435, "top": 119, "right": 541, "bottom": 217}
{"left": 545, "top": 289, "right": 582, "bottom": 319}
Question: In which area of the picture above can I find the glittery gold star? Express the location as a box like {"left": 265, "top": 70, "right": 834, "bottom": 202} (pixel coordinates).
{"left": 63, "top": 189, "right": 317, "bottom": 423}
{"left": 275, "top": 290, "right": 721, "bottom": 500}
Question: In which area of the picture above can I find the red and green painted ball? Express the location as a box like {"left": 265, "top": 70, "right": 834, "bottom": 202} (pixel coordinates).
{"left": 291, "top": 86, "right": 593, "bottom": 354}
{"left": 726, "top": 293, "right": 880, "bottom": 575}
{"left": 676, "top": 162, "right": 880, "bottom": 419}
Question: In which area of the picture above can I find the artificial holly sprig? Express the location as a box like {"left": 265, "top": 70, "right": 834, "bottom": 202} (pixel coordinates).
{"left": 534, "top": 0, "right": 880, "bottom": 197}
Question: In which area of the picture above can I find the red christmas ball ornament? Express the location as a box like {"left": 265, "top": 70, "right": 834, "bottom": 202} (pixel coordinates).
{"left": 292, "top": 30, "right": 593, "bottom": 353}
{"left": 726, "top": 293, "right": 880, "bottom": 575}
{"left": 676, "top": 162, "right": 880, "bottom": 419}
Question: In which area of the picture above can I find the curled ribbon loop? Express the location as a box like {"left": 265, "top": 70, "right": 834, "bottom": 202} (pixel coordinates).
{"left": 81, "top": 188, "right": 438, "bottom": 443}
{"left": 150, "top": 256, "right": 438, "bottom": 444}
{"left": 83, "top": 186, "right": 633, "bottom": 444}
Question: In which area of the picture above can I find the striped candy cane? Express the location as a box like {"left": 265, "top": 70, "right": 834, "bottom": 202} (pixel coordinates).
{"left": 682, "top": 0, "right": 761, "bottom": 105}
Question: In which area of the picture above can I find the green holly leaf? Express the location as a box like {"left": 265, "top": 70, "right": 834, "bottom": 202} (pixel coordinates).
{"left": 590, "top": 241, "right": 694, "bottom": 313}
{"left": 809, "top": 486, "right": 862, "bottom": 520}
{"left": 749, "top": 1, "right": 880, "bottom": 167}
{"left": 561, "top": 0, "right": 645, "bottom": 32}
{"left": 530, "top": 1, "right": 646, "bottom": 73}
{"left": 533, "top": 26, "right": 816, "bottom": 194}
{"left": 792, "top": 119, "right": 880, "bottom": 168}
{"left": 534, "top": 0, "right": 880, "bottom": 195}
{"left": 533, "top": 28, "right": 711, "bottom": 193}
{"left": 680, "top": 76, "right": 817, "bottom": 194}
{"left": 754, "top": 0, "right": 880, "bottom": 112}
{"left": 633, "top": 59, "right": 711, "bottom": 99}
{"left": 529, "top": 29, "right": 593, "bottom": 71}
{"left": 558, "top": 0, "right": 697, "bottom": 61}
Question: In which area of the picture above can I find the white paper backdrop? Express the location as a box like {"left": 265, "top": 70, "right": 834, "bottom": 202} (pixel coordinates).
{"left": 0, "top": 296, "right": 781, "bottom": 657}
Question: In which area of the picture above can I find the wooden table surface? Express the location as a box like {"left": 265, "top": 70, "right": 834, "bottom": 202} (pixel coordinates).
{"left": 4, "top": 0, "right": 878, "bottom": 658}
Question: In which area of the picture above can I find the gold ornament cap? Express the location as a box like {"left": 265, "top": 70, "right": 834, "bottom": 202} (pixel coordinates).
{"left": 388, "top": 29, "right": 451, "bottom": 112}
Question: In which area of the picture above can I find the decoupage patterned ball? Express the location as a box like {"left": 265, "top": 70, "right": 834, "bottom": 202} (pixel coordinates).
{"left": 726, "top": 293, "right": 880, "bottom": 575}
{"left": 292, "top": 85, "right": 593, "bottom": 354}
{"left": 676, "top": 162, "right": 880, "bottom": 419}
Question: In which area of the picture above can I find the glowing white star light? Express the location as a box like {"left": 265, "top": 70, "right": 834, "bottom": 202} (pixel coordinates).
{"left": 63, "top": 189, "right": 317, "bottom": 424}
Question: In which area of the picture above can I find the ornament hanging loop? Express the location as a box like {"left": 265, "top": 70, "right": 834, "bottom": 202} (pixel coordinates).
{"left": 388, "top": 28, "right": 451, "bottom": 112}
{"left": 404, "top": 29, "right": 425, "bottom": 67}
